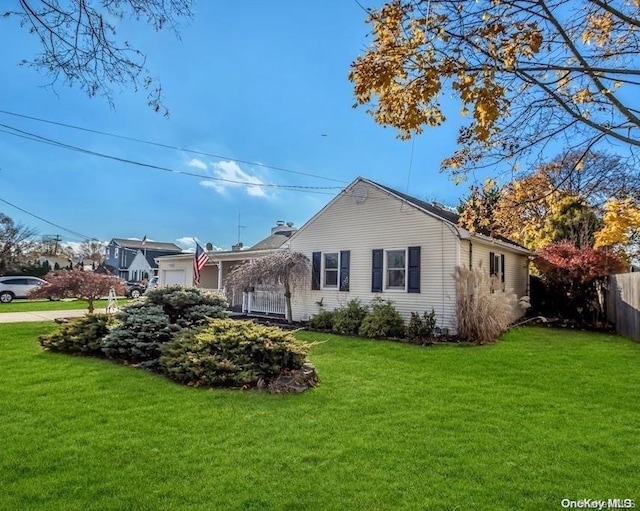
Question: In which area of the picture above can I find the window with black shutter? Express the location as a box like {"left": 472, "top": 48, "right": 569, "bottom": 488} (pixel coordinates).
{"left": 339, "top": 250, "right": 350, "bottom": 291}
{"left": 311, "top": 252, "right": 321, "bottom": 290}
{"left": 407, "top": 246, "right": 420, "bottom": 293}
{"left": 371, "top": 249, "right": 383, "bottom": 292}
{"left": 323, "top": 253, "right": 339, "bottom": 287}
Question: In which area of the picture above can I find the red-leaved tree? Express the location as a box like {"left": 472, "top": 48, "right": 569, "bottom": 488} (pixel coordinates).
{"left": 29, "top": 270, "right": 125, "bottom": 313}
{"left": 534, "top": 242, "right": 627, "bottom": 322}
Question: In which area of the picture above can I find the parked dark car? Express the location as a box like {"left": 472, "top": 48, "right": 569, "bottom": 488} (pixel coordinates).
{"left": 125, "top": 281, "right": 146, "bottom": 299}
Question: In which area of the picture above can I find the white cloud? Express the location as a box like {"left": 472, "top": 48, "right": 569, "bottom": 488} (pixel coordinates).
{"left": 188, "top": 158, "right": 208, "bottom": 171}
{"left": 176, "top": 237, "right": 224, "bottom": 253}
{"left": 195, "top": 160, "right": 269, "bottom": 198}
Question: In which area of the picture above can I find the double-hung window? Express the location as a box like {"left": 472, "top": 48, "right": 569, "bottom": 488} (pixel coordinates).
{"left": 311, "top": 251, "right": 350, "bottom": 291}
{"left": 386, "top": 249, "right": 406, "bottom": 290}
{"left": 323, "top": 253, "right": 339, "bottom": 288}
{"left": 372, "top": 247, "right": 420, "bottom": 293}
{"left": 489, "top": 251, "right": 506, "bottom": 290}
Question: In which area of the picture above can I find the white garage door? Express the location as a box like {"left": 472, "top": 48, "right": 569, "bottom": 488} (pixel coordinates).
{"left": 163, "top": 269, "right": 186, "bottom": 286}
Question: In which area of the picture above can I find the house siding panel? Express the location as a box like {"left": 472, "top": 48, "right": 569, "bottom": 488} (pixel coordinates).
{"left": 470, "top": 240, "right": 529, "bottom": 318}
{"left": 288, "top": 182, "right": 460, "bottom": 330}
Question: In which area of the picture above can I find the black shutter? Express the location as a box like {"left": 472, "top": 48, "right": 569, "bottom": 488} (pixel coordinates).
{"left": 312, "top": 252, "right": 321, "bottom": 290}
{"left": 339, "top": 250, "right": 350, "bottom": 291}
{"left": 372, "top": 249, "right": 383, "bottom": 292}
{"left": 501, "top": 254, "right": 505, "bottom": 283}
{"left": 407, "top": 246, "right": 420, "bottom": 293}
{"left": 489, "top": 251, "right": 495, "bottom": 275}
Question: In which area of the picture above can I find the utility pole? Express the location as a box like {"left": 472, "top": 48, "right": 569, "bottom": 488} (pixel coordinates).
{"left": 42, "top": 234, "right": 62, "bottom": 255}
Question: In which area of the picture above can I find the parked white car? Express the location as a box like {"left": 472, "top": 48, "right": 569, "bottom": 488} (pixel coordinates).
{"left": 0, "top": 276, "right": 47, "bottom": 303}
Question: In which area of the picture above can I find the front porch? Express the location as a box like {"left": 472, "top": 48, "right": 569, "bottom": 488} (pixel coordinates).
{"left": 200, "top": 260, "right": 286, "bottom": 317}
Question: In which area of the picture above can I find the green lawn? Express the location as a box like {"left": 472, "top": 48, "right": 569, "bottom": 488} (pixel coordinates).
{"left": 0, "top": 298, "right": 130, "bottom": 313}
{"left": 1, "top": 324, "right": 638, "bottom": 510}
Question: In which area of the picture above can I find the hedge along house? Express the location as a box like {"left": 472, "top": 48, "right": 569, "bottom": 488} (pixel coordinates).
{"left": 282, "top": 178, "right": 531, "bottom": 332}
{"left": 155, "top": 222, "right": 297, "bottom": 312}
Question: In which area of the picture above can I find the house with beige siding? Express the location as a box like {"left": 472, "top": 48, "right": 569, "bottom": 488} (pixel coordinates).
{"left": 282, "top": 178, "right": 531, "bottom": 332}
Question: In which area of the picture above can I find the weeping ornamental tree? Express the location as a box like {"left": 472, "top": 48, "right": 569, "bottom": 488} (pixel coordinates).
{"left": 225, "top": 252, "right": 311, "bottom": 324}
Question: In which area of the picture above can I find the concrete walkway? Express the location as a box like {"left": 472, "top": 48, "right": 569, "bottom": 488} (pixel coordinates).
{"left": 0, "top": 308, "right": 109, "bottom": 324}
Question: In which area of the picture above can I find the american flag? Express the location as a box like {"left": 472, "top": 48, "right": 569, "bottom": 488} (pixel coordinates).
{"left": 193, "top": 242, "right": 210, "bottom": 286}
{"left": 141, "top": 234, "right": 147, "bottom": 247}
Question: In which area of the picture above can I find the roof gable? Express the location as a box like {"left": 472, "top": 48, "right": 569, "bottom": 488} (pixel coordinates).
{"left": 288, "top": 177, "right": 529, "bottom": 253}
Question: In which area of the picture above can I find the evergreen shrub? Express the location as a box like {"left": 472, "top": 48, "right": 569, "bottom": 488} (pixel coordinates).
{"left": 406, "top": 309, "right": 437, "bottom": 342}
{"left": 359, "top": 297, "right": 405, "bottom": 338}
{"left": 308, "top": 309, "right": 336, "bottom": 331}
{"left": 38, "top": 314, "right": 112, "bottom": 356}
{"left": 160, "top": 319, "right": 312, "bottom": 388}
{"left": 332, "top": 299, "right": 368, "bottom": 335}
{"left": 102, "top": 287, "right": 228, "bottom": 368}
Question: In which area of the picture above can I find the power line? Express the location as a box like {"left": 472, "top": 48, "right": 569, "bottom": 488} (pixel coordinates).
{"left": 0, "top": 109, "right": 349, "bottom": 184}
{"left": 0, "top": 123, "right": 342, "bottom": 195}
{"left": 0, "top": 196, "right": 94, "bottom": 241}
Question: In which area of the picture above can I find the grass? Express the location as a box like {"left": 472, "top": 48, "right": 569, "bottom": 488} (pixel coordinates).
{"left": 0, "top": 298, "right": 130, "bottom": 313}
{"left": 1, "top": 324, "right": 638, "bottom": 510}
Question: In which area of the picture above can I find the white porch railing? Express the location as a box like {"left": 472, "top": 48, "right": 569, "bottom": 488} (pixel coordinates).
{"left": 242, "top": 284, "right": 286, "bottom": 315}
{"left": 228, "top": 288, "right": 244, "bottom": 309}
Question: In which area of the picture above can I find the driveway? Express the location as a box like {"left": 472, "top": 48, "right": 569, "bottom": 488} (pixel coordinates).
{"left": 0, "top": 308, "right": 109, "bottom": 324}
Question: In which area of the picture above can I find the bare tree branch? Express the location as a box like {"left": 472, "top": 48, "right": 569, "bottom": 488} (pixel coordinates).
{"left": 4, "top": 0, "right": 194, "bottom": 115}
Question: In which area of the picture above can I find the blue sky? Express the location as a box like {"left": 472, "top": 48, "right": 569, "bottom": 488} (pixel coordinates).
{"left": 0, "top": 1, "right": 475, "bottom": 252}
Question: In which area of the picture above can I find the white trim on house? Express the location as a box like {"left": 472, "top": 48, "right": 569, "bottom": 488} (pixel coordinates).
{"left": 384, "top": 247, "right": 408, "bottom": 292}
{"left": 288, "top": 178, "right": 531, "bottom": 331}
{"left": 321, "top": 251, "right": 340, "bottom": 289}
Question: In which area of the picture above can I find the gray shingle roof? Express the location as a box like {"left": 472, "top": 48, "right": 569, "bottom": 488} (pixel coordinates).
{"left": 371, "top": 180, "right": 529, "bottom": 250}
{"left": 248, "top": 233, "right": 291, "bottom": 251}
{"left": 112, "top": 238, "right": 182, "bottom": 251}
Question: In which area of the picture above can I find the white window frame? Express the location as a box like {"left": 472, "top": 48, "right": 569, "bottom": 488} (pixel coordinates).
{"left": 490, "top": 252, "right": 505, "bottom": 292}
{"left": 492, "top": 253, "right": 501, "bottom": 276}
{"left": 114, "top": 247, "right": 119, "bottom": 258}
{"left": 322, "top": 251, "right": 340, "bottom": 289}
{"left": 384, "top": 248, "right": 408, "bottom": 292}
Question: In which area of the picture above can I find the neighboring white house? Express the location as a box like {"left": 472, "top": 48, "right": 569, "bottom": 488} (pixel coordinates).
{"left": 282, "top": 177, "right": 531, "bottom": 331}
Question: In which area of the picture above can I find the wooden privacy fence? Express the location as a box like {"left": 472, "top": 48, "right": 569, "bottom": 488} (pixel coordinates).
{"left": 607, "top": 272, "right": 640, "bottom": 342}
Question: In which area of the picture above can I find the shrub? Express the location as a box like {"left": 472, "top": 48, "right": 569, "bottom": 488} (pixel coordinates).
{"left": 38, "top": 314, "right": 113, "bottom": 356}
{"left": 454, "top": 264, "right": 529, "bottom": 344}
{"left": 308, "top": 309, "right": 336, "bottom": 331}
{"left": 406, "top": 308, "right": 437, "bottom": 342}
{"left": 101, "top": 287, "right": 228, "bottom": 369}
{"left": 143, "top": 286, "right": 228, "bottom": 327}
{"left": 332, "top": 299, "right": 369, "bottom": 335}
{"left": 160, "top": 319, "right": 312, "bottom": 388}
{"left": 359, "top": 297, "right": 405, "bottom": 338}
{"left": 101, "top": 303, "right": 178, "bottom": 368}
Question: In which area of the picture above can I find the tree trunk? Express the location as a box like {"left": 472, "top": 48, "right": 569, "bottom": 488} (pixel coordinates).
{"left": 87, "top": 298, "right": 94, "bottom": 314}
{"left": 284, "top": 280, "right": 293, "bottom": 324}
